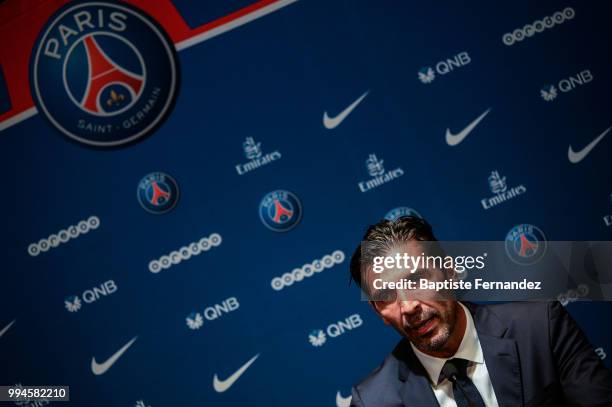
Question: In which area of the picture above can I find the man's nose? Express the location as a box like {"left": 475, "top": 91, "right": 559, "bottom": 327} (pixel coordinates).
{"left": 398, "top": 299, "right": 421, "bottom": 315}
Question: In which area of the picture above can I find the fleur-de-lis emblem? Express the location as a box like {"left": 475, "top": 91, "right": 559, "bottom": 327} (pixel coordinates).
{"left": 106, "top": 89, "right": 125, "bottom": 107}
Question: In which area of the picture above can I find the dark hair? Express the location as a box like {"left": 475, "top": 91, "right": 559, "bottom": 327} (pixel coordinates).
{"left": 349, "top": 216, "right": 437, "bottom": 289}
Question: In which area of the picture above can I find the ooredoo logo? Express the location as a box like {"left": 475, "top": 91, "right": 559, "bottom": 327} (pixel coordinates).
{"left": 30, "top": 1, "right": 179, "bottom": 147}
{"left": 28, "top": 215, "right": 100, "bottom": 256}
{"left": 148, "top": 233, "right": 222, "bottom": 273}
{"left": 502, "top": 7, "right": 575, "bottom": 46}
{"left": 270, "top": 250, "right": 345, "bottom": 291}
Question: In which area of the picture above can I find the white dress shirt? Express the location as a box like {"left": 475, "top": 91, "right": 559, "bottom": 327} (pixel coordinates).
{"left": 410, "top": 302, "right": 500, "bottom": 407}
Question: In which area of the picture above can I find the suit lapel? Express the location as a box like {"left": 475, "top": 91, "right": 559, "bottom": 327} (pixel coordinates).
{"left": 391, "top": 303, "right": 525, "bottom": 407}
{"left": 468, "top": 303, "right": 524, "bottom": 407}
{"left": 394, "top": 339, "right": 440, "bottom": 406}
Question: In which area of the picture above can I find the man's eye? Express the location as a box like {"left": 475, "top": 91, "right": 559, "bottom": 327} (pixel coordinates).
{"left": 375, "top": 288, "right": 397, "bottom": 302}
{"left": 410, "top": 269, "right": 430, "bottom": 280}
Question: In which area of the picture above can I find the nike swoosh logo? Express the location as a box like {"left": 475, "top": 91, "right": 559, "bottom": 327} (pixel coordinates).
{"left": 336, "top": 391, "right": 352, "bottom": 407}
{"left": 213, "top": 353, "right": 260, "bottom": 392}
{"left": 568, "top": 126, "right": 611, "bottom": 164}
{"left": 0, "top": 320, "right": 15, "bottom": 338}
{"left": 323, "top": 91, "right": 369, "bottom": 129}
{"left": 445, "top": 108, "right": 491, "bottom": 146}
{"left": 91, "top": 336, "right": 137, "bottom": 375}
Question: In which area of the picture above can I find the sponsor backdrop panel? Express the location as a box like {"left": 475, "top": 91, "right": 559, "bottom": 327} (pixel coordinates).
{"left": 0, "top": 0, "right": 611, "bottom": 406}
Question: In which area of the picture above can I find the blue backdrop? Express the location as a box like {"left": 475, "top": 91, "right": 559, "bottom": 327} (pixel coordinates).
{"left": 1, "top": 0, "right": 611, "bottom": 405}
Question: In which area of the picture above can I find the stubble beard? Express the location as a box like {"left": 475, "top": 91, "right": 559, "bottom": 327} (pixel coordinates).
{"left": 412, "top": 304, "right": 458, "bottom": 353}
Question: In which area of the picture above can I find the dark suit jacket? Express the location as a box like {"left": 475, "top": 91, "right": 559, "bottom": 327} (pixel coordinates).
{"left": 351, "top": 301, "right": 612, "bottom": 406}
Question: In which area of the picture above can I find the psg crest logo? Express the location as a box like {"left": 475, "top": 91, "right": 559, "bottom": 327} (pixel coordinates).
{"left": 505, "top": 224, "right": 547, "bottom": 265}
{"left": 384, "top": 207, "right": 422, "bottom": 221}
{"left": 259, "top": 190, "right": 303, "bottom": 232}
{"left": 137, "top": 172, "right": 179, "bottom": 214}
{"left": 30, "top": 1, "right": 179, "bottom": 147}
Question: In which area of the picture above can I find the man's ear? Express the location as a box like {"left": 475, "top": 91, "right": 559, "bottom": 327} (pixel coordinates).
{"left": 369, "top": 300, "right": 391, "bottom": 325}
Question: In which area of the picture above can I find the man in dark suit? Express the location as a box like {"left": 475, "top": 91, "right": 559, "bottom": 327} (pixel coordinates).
{"left": 349, "top": 216, "right": 612, "bottom": 406}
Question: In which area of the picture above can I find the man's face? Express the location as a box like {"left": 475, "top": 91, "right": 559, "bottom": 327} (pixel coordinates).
{"left": 365, "top": 241, "right": 461, "bottom": 354}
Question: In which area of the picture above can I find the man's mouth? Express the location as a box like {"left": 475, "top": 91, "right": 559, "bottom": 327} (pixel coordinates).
{"left": 408, "top": 316, "right": 437, "bottom": 336}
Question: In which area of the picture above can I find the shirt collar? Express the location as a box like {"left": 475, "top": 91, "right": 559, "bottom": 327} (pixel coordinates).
{"left": 410, "top": 302, "right": 484, "bottom": 385}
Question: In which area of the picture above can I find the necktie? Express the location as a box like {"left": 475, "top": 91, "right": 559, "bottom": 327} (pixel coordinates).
{"left": 440, "top": 358, "right": 487, "bottom": 407}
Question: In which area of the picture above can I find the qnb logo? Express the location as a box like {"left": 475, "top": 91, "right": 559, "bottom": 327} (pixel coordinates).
{"left": 31, "top": 1, "right": 179, "bottom": 147}
{"left": 135, "top": 400, "right": 151, "bottom": 407}
{"left": 28, "top": 215, "right": 100, "bottom": 257}
{"left": 540, "top": 85, "right": 558, "bottom": 102}
{"left": 540, "top": 70, "right": 594, "bottom": 102}
{"left": 480, "top": 170, "right": 527, "bottom": 210}
{"left": 595, "top": 347, "right": 607, "bottom": 360}
{"left": 235, "top": 137, "right": 282, "bottom": 175}
{"left": 271, "top": 250, "right": 345, "bottom": 291}
{"left": 186, "top": 312, "right": 204, "bottom": 330}
{"left": 148, "top": 233, "right": 222, "bottom": 273}
{"left": 557, "top": 284, "right": 589, "bottom": 306}
{"left": 417, "top": 52, "right": 471, "bottom": 84}
{"left": 418, "top": 67, "right": 435, "bottom": 84}
{"left": 308, "top": 329, "right": 327, "bottom": 347}
{"left": 308, "top": 314, "right": 363, "bottom": 347}
{"left": 64, "top": 295, "right": 82, "bottom": 312}
{"left": 502, "top": 7, "right": 575, "bottom": 46}
{"left": 65, "top": 280, "right": 118, "bottom": 313}
{"left": 185, "top": 297, "right": 240, "bottom": 330}
{"left": 358, "top": 154, "right": 404, "bottom": 193}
